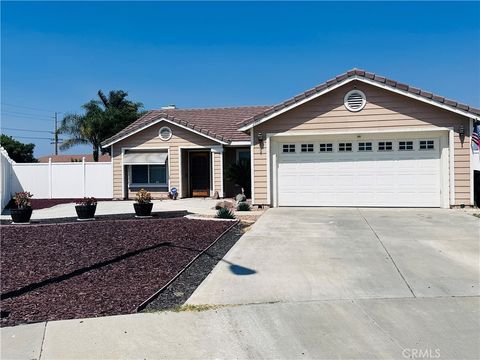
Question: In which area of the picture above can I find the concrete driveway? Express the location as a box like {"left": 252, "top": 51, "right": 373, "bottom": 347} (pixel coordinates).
{"left": 3, "top": 208, "right": 479, "bottom": 359}
{"left": 188, "top": 208, "right": 479, "bottom": 304}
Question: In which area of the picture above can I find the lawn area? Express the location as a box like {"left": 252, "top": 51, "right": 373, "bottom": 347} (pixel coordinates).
{"left": 0, "top": 218, "right": 233, "bottom": 327}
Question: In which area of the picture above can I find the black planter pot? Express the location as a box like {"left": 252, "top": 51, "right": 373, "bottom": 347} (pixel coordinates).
{"left": 134, "top": 203, "right": 153, "bottom": 217}
{"left": 11, "top": 207, "right": 33, "bottom": 223}
{"left": 75, "top": 204, "right": 97, "bottom": 220}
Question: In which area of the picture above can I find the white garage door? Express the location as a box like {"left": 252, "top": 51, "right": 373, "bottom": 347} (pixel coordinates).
{"left": 276, "top": 138, "right": 442, "bottom": 207}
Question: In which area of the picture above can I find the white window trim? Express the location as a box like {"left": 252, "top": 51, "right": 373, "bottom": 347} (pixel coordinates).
{"left": 129, "top": 164, "right": 168, "bottom": 187}
{"left": 121, "top": 146, "right": 170, "bottom": 199}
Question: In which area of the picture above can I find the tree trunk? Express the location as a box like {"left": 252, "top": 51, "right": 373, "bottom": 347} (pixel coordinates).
{"left": 93, "top": 146, "right": 99, "bottom": 162}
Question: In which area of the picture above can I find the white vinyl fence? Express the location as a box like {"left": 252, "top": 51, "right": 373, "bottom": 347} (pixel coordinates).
{"left": 0, "top": 146, "right": 15, "bottom": 210}
{"left": 1, "top": 158, "right": 113, "bottom": 208}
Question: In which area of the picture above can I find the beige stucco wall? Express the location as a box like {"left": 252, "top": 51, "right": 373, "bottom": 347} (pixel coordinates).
{"left": 251, "top": 81, "right": 471, "bottom": 206}
{"left": 111, "top": 120, "right": 223, "bottom": 199}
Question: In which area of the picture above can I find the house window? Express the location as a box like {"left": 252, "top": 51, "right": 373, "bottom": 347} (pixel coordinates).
{"left": 131, "top": 165, "right": 167, "bottom": 185}
{"left": 399, "top": 141, "right": 414, "bottom": 151}
{"left": 338, "top": 143, "right": 352, "bottom": 152}
{"left": 419, "top": 140, "right": 435, "bottom": 150}
{"left": 319, "top": 143, "right": 333, "bottom": 152}
{"left": 301, "top": 144, "right": 314, "bottom": 153}
{"left": 282, "top": 144, "right": 296, "bottom": 153}
{"left": 358, "top": 142, "right": 372, "bottom": 151}
{"left": 378, "top": 141, "right": 393, "bottom": 151}
{"left": 236, "top": 149, "right": 250, "bottom": 164}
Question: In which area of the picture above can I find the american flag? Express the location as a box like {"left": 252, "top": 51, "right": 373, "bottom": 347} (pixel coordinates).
{"left": 472, "top": 122, "right": 480, "bottom": 151}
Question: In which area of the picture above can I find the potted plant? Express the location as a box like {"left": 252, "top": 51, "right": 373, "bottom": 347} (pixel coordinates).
{"left": 134, "top": 189, "right": 153, "bottom": 217}
{"left": 75, "top": 197, "right": 97, "bottom": 220}
{"left": 10, "top": 191, "right": 33, "bottom": 223}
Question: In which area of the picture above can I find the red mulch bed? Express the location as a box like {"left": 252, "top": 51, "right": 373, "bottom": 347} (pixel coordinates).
{"left": 0, "top": 218, "right": 233, "bottom": 327}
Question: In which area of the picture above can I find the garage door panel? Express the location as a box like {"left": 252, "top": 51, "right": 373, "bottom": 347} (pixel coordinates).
{"left": 276, "top": 138, "right": 441, "bottom": 207}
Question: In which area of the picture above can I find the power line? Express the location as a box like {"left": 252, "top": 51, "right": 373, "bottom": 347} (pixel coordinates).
{"left": 1, "top": 115, "right": 55, "bottom": 123}
{"left": 1, "top": 110, "right": 54, "bottom": 120}
{"left": 7, "top": 136, "right": 54, "bottom": 140}
{"left": 2, "top": 127, "right": 53, "bottom": 134}
{"left": 1, "top": 102, "right": 55, "bottom": 113}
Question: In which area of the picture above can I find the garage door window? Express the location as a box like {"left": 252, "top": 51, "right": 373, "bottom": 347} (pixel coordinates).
{"left": 419, "top": 140, "right": 434, "bottom": 150}
{"left": 358, "top": 142, "right": 372, "bottom": 151}
{"left": 339, "top": 143, "right": 352, "bottom": 152}
{"left": 378, "top": 141, "right": 393, "bottom": 151}
{"left": 319, "top": 143, "right": 333, "bottom": 152}
{"left": 282, "top": 144, "right": 296, "bottom": 153}
{"left": 399, "top": 141, "right": 414, "bottom": 151}
{"left": 301, "top": 144, "right": 314, "bottom": 153}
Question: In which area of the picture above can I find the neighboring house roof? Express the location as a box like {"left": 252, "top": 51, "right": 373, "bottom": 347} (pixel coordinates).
{"left": 102, "top": 106, "right": 271, "bottom": 147}
{"left": 238, "top": 68, "right": 480, "bottom": 131}
{"left": 37, "top": 154, "right": 111, "bottom": 163}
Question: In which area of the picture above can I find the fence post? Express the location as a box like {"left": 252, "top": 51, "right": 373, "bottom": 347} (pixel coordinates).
{"left": 48, "top": 158, "right": 53, "bottom": 199}
{"left": 83, "top": 157, "right": 86, "bottom": 197}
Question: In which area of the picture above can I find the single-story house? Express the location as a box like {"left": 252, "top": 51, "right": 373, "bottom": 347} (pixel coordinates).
{"left": 101, "top": 68, "right": 480, "bottom": 208}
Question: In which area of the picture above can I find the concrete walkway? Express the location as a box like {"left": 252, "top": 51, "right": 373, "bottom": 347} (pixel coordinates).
{"left": 2, "top": 208, "right": 479, "bottom": 359}
{"left": 0, "top": 198, "right": 221, "bottom": 220}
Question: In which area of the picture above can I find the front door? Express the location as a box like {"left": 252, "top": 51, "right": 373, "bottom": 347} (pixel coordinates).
{"left": 190, "top": 152, "right": 210, "bottom": 197}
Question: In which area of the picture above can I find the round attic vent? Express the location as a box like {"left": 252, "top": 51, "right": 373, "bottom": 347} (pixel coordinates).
{"left": 159, "top": 126, "right": 172, "bottom": 141}
{"left": 344, "top": 90, "right": 366, "bottom": 112}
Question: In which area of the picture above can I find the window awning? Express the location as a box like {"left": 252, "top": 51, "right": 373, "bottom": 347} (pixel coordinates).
{"left": 123, "top": 152, "right": 168, "bottom": 165}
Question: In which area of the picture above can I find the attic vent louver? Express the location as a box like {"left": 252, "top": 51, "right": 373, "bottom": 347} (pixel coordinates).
{"left": 344, "top": 90, "right": 366, "bottom": 112}
{"left": 159, "top": 126, "right": 172, "bottom": 141}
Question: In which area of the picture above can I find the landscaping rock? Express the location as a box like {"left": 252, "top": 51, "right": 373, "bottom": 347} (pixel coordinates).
{"left": 215, "top": 200, "right": 234, "bottom": 210}
{"left": 235, "top": 194, "right": 247, "bottom": 203}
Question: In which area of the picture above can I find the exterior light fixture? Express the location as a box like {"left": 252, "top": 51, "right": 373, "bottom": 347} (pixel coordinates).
{"left": 459, "top": 124, "right": 465, "bottom": 137}
{"left": 257, "top": 132, "right": 264, "bottom": 144}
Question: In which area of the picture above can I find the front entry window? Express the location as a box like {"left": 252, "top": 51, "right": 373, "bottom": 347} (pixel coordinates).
{"left": 131, "top": 165, "right": 167, "bottom": 185}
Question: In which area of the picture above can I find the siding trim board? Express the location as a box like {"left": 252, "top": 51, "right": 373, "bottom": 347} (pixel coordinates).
{"left": 239, "top": 74, "right": 480, "bottom": 132}
{"left": 104, "top": 117, "right": 228, "bottom": 147}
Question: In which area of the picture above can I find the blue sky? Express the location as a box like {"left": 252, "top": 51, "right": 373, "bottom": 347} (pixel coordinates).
{"left": 1, "top": 1, "right": 479, "bottom": 157}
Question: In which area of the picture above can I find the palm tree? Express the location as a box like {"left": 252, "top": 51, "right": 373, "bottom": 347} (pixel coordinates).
{"left": 59, "top": 90, "right": 143, "bottom": 161}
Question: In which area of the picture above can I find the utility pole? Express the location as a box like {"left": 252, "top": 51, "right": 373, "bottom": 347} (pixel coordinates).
{"left": 54, "top": 112, "right": 58, "bottom": 155}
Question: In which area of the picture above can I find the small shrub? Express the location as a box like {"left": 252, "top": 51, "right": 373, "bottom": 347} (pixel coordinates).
{"left": 76, "top": 197, "right": 97, "bottom": 206}
{"left": 135, "top": 189, "right": 152, "bottom": 204}
{"left": 13, "top": 191, "right": 33, "bottom": 209}
{"left": 216, "top": 207, "right": 236, "bottom": 219}
{"left": 236, "top": 202, "right": 251, "bottom": 211}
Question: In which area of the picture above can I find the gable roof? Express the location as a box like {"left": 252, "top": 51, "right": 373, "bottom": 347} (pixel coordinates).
{"left": 102, "top": 106, "right": 270, "bottom": 147}
{"left": 238, "top": 68, "right": 480, "bottom": 131}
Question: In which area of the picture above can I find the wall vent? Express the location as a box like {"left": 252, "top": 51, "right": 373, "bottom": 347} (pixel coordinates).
{"left": 344, "top": 90, "right": 366, "bottom": 112}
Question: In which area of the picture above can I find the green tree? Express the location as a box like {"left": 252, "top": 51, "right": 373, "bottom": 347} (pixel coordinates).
{"left": 59, "top": 90, "right": 144, "bottom": 161}
{"left": 0, "top": 134, "right": 37, "bottom": 163}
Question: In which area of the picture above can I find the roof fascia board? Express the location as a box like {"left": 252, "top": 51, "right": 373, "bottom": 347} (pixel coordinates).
{"left": 356, "top": 77, "right": 480, "bottom": 121}
{"left": 102, "top": 117, "right": 228, "bottom": 148}
{"left": 238, "top": 78, "right": 356, "bottom": 131}
{"left": 238, "top": 76, "right": 480, "bottom": 132}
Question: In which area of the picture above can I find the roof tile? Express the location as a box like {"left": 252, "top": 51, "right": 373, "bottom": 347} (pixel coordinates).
{"left": 103, "top": 69, "right": 480, "bottom": 146}
{"left": 102, "top": 105, "right": 271, "bottom": 146}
